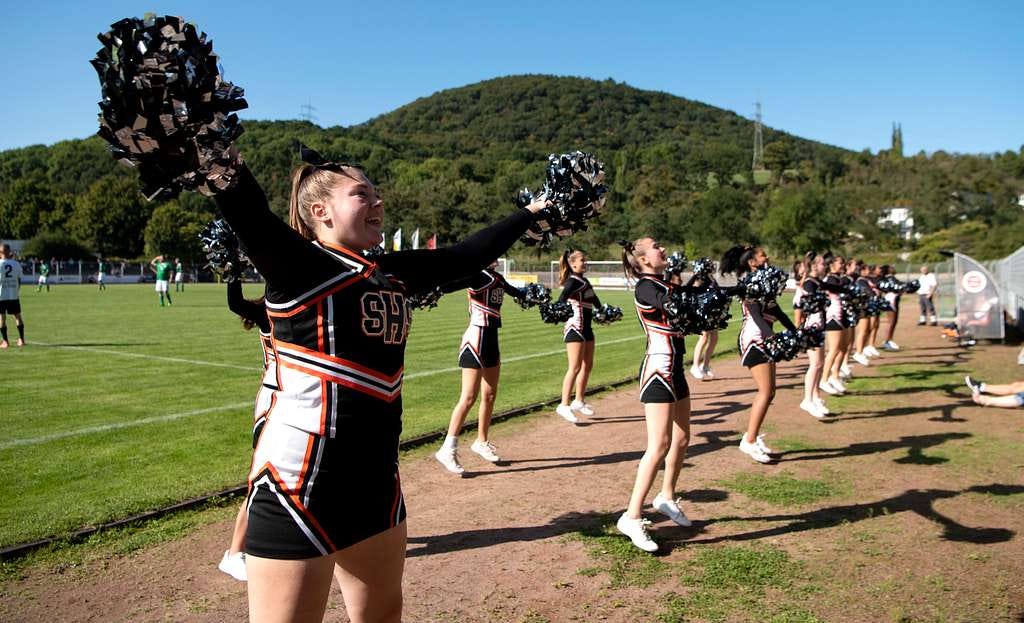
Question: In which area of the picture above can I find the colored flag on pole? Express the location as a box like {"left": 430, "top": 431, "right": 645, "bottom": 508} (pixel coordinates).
{"left": 392, "top": 228, "right": 402, "bottom": 252}
{"left": 426, "top": 233, "right": 437, "bottom": 250}
{"left": 411, "top": 229, "right": 420, "bottom": 250}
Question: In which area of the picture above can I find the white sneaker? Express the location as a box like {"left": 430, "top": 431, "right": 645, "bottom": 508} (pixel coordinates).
{"left": 570, "top": 400, "right": 595, "bottom": 416}
{"left": 829, "top": 378, "right": 847, "bottom": 394}
{"left": 218, "top": 550, "right": 247, "bottom": 581}
{"left": 755, "top": 434, "right": 775, "bottom": 455}
{"left": 882, "top": 340, "right": 900, "bottom": 351}
{"left": 556, "top": 404, "right": 580, "bottom": 424}
{"left": 616, "top": 514, "right": 658, "bottom": 552}
{"left": 434, "top": 446, "right": 465, "bottom": 475}
{"left": 852, "top": 352, "right": 870, "bottom": 366}
{"left": 690, "top": 365, "right": 705, "bottom": 380}
{"left": 739, "top": 438, "right": 772, "bottom": 464}
{"left": 818, "top": 381, "right": 839, "bottom": 395}
{"left": 840, "top": 364, "right": 853, "bottom": 379}
{"left": 865, "top": 346, "right": 881, "bottom": 357}
{"left": 652, "top": 493, "right": 692, "bottom": 527}
{"left": 800, "top": 400, "right": 826, "bottom": 419}
{"left": 703, "top": 366, "right": 714, "bottom": 380}
{"left": 471, "top": 440, "right": 500, "bottom": 463}
{"left": 814, "top": 397, "right": 830, "bottom": 415}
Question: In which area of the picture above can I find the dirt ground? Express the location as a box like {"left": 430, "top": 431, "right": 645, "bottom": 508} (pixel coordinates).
{"left": 3, "top": 319, "right": 1023, "bottom": 622}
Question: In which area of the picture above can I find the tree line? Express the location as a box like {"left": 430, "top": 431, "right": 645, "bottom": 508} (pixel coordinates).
{"left": 1, "top": 75, "right": 1021, "bottom": 264}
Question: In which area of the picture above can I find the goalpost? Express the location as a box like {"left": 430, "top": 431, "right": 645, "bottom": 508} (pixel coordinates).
{"left": 548, "top": 261, "right": 630, "bottom": 290}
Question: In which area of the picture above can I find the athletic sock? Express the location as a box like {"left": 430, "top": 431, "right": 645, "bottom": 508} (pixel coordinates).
{"left": 1, "top": 326, "right": 7, "bottom": 342}
{"left": 442, "top": 435, "right": 458, "bottom": 449}
{"left": 16, "top": 323, "right": 24, "bottom": 340}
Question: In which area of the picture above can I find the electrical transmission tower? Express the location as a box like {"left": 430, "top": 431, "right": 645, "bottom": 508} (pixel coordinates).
{"left": 300, "top": 99, "right": 318, "bottom": 123}
{"left": 752, "top": 100, "right": 764, "bottom": 171}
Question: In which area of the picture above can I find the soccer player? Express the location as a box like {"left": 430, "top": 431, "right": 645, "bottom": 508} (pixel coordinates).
{"left": 97, "top": 257, "right": 107, "bottom": 291}
{"left": 0, "top": 244, "right": 25, "bottom": 348}
{"left": 174, "top": 258, "right": 185, "bottom": 292}
{"left": 554, "top": 249, "right": 602, "bottom": 424}
{"left": 150, "top": 255, "right": 173, "bottom": 306}
{"left": 36, "top": 261, "right": 50, "bottom": 292}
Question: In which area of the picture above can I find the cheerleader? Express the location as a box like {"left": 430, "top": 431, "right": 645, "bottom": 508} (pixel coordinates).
{"left": 434, "top": 262, "right": 527, "bottom": 475}
{"left": 793, "top": 252, "right": 841, "bottom": 418}
{"left": 819, "top": 254, "right": 847, "bottom": 395}
{"left": 722, "top": 245, "right": 797, "bottom": 464}
{"left": 615, "top": 238, "right": 693, "bottom": 552}
{"left": 879, "top": 265, "right": 902, "bottom": 351}
{"left": 865, "top": 265, "right": 885, "bottom": 356}
{"left": 214, "top": 152, "right": 548, "bottom": 622}
{"left": 689, "top": 268, "right": 721, "bottom": 381}
{"left": 851, "top": 263, "right": 877, "bottom": 367}
{"left": 555, "top": 249, "right": 601, "bottom": 424}
{"left": 218, "top": 279, "right": 276, "bottom": 582}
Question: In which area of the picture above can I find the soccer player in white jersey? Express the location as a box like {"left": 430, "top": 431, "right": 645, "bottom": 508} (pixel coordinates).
{"left": 0, "top": 244, "right": 26, "bottom": 348}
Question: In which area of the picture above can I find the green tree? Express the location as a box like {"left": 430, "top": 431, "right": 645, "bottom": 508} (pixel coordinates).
{"left": 760, "top": 186, "right": 848, "bottom": 257}
{"left": 0, "top": 176, "right": 54, "bottom": 239}
{"left": 143, "top": 201, "right": 212, "bottom": 259}
{"left": 68, "top": 175, "right": 152, "bottom": 257}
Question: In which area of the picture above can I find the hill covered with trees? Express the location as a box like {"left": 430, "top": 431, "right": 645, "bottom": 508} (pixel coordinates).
{"left": 1, "top": 75, "right": 1021, "bottom": 264}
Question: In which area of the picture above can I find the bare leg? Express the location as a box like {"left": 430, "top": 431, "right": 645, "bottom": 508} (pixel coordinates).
{"left": 446, "top": 368, "right": 482, "bottom": 438}
{"left": 804, "top": 347, "right": 823, "bottom": 402}
{"left": 854, "top": 318, "right": 869, "bottom": 354}
{"left": 884, "top": 310, "right": 898, "bottom": 342}
{"left": 693, "top": 332, "right": 708, "bottom": 368}
{"left": 574, "top": 340, "right": 596, "bottom": 403}
{"left": 332, "top": 521, "right": 406, "bottom": 623}
{"left": 561, "top": 342, "right": 583, "bottom": 405}
{"left": 476, "top": 365, "right": 501, "bottom": 442}
{"left": 704, "top": 331, "right": 719, "bottom": 367}
{"left": 247, "top": 554, "right": 336, "bottom": 623}
{"left": 660, "top": 397, "right": 692, "bottom": 499}
{"left": 822, "top": 331, "right": 843, "bottom": 384}
{"left": 868, "top": 316, "right": 880, "bottom": 348}
{"left": 743, "top": 363, "right": 776, "bottom": 444}
{"left": 979, "top": 381, "right": 1024, "bottom": 395}
{"left": 973, "top": 393, "right": 1024, "bottom": 408}
{"left": 624, "top": 402, "right": 673, "bottom": 518}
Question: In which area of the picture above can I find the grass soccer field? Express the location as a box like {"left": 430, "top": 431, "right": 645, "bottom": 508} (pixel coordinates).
{"left": 1, "top": 282, "right": 750, "bottom": 548}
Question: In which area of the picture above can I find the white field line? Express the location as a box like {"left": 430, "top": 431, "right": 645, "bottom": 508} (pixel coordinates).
{"left": 13, "top": 334, "right": 651, "bottom": 447}
{"left": 28, "top": 341, "right": 260, "bottom": 372}
{"left": 405, "top": 334, "right": 644, "bottom": 379}
{"left": 0, "top": 403, "right": 252, "bottom": 449}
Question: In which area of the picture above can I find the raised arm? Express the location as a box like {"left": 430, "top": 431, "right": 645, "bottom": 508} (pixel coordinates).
{"left": 213, "top": 166, "right": 334, "bottom": 293}
{"left": 376, "top": 209, "right": 536, "bottom": 291}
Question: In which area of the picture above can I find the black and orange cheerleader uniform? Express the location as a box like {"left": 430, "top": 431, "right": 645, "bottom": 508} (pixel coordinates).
{"left": 216, "top": 167, "right": 535, "bottom": 559}
{"left": 560, "top": 273, "right": 601, "bottom": 343}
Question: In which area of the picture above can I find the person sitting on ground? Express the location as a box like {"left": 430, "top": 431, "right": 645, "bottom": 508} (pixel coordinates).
{"left": 965, "top": 376, "right": 1024, "bottom": 408}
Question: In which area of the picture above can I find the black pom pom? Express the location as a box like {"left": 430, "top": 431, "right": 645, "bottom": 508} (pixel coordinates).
{"left": 539, "top": 301, "right": 573, "bottom": 324}
{"left": 665, "top": 252, "right": 688, "bottom": 277}
{"left": 902, "top": 279, "right": 921, "bottom": 294}
{"left": 92, "top": 15, "right": 247, "bottom": 200}
{"left": 362, "top": 245, "right": 386, "bottom": 259}
{"left": 520, "top": 151, "right": 608, "bottom": 247}
{"left": 796, "top": 327, "right": 825, "bottom": 350}
{"left": 593, "top": 304, "right": 623, "bottom": 325}
{"left": 406, "top": 287, "right": 444, "bottom": 311}
{"left": 518, "top": 283, "right": 552, "bottom": 309}
{"left": 199, "top": 218, "right": 251, "bottom": 282}
{"left": 690, "top": 257, "right": 715, "bottom": 278}
{"left": 762, "top": 331, "right": 802, "bottom": 362}
{"left": 738, "top": 265, "right": 789, "bottom": 302}
{"left": 798, "top": 290, "right": 829, "bottom": 316}
{"left": 665, "top": 290, "right": 701, "bottom": 334}
{"left": 693, "top": 287, "right": 733, "bottom": 331}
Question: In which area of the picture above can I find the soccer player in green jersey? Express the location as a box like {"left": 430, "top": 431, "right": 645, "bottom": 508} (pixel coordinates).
{"left": 97, "top": 258, "right": 107, "bottom": 291}
{"left": 150, "top": 255, "right": 173, "bottom": 306}
{"left": 37, "top": 262, "right": 50, "bottom": 292}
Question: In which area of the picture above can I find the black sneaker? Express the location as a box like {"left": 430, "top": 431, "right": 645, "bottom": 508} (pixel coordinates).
{"left": 964, "top": 376, "right": 982, "bottom": 393}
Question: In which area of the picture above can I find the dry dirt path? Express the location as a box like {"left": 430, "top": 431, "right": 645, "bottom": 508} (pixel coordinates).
{"left": 3, "top": 321, "right": 1023, "bottom": 622}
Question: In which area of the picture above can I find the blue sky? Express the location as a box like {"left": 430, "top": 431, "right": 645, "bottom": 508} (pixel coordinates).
{"left": 1, "top": 1, "right": 1021, "bottom": 154}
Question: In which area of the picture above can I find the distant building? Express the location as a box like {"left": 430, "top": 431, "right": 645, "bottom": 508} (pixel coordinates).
{"left": 878, "top": 207, "right": 916, "bottom": 240}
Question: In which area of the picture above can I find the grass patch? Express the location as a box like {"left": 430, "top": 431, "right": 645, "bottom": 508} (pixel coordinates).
{"left": 718, "top": 470, "right": 847, "bottom": 506}
{"left": 769, "top": 438, "right": 817, "bottom": 453}
{"left": 658, "top": 545, "right": 823, "bottom": 623}
{"left": 936, "top": 434, "right": 1024, "bottom": 475}
{"left": 568, "top": 519, "right": 670, "bottom": 588}
{"left": 0, "top": 495, "right": 237, "bottom": 582}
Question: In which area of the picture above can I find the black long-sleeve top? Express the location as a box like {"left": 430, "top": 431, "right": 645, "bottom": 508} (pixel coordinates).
{"left": 227, "top": 279, "right": 270, "bottom": 333}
